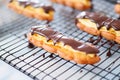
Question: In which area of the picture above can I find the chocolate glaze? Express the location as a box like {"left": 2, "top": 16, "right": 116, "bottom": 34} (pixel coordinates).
{"left": 93, "top": 36, "right": 102, "bottom": 45}
{"left": 41, "top": 5, "right": 55, "bottom": 13}
{"left": 88, "top": 37, "right": 95, "bottom": 43}
{"left": 11, "top": 0, "right": 54, "bottom": 12}
{"left": 42, "top": 54, "right": 45, "bottom": 58}
{"left": 28, "top": 42, "right": 34, "bottom": 48}
{"left": 49, "top": 54, "right": 54, "bottom": 58}
{"left": 88, "top": 36, "right": 103, "bottom": 45}
{"left": 31, "top": 25, "right": 99, "bottom": 53}
{"left": 76, "top": 12, "right": 120, "bottom": 30}
{"left": 80, "top": 70, "right": 83, "bottom": 73}
{"left": 9, "top": 0, "right": 13, "bottom": 2}
{"left": 75, "top": 19, "right": 79, "bottom": 25}
{"left": 24, "top": 34, "right": 27, "bottom": 38}
{"left": 106, "top": 50, "right": 111, "bottom": 57}
{"left": 106, "top": 41, "right": 115, "bottom": 57}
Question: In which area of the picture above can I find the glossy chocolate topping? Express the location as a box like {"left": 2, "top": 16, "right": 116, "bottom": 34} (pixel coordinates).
{"left": 9, "top": 0, "right": 13, "bottom": 2}
{"left": 31, "top": 25, "right": 99, "bottom": 53}
{"left": 10, "top": 0, "right": 54, "bottom": 12}
{"left": 76, "top": 12, "right": 120, "bottom": 30}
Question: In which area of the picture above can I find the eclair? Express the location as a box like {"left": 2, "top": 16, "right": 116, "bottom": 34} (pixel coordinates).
{"left": 51, "top": 0, "right": 92, "bottom": 10}
{"left": 27, "top": 25, "right": 100, "bottom": 64}
{"left": 8, "top": 0, "right": 55, "bottom": 21}
{"left": 75, "top": 11, "right": 120, "bottom": 44}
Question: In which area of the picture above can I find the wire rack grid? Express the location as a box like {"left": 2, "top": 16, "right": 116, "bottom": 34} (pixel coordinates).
{"left": 0, "top": 0, "right": 120, "bottom": 80}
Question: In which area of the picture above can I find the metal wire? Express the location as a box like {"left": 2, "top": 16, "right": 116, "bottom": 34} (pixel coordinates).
{"left": 0, "top": 0, "right": 120, "bottom": 80}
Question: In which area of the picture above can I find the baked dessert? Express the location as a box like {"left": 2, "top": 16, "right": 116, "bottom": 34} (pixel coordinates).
{"left": 27, "top": 25, "right": 100, "bottom": 64}
{"left": 8, "top": 0, "right": 55, "bottom": 21}
{"left": 75, "top": 11, "right": 120, "bottom": 44}
{"left": 114, "top": 0, "right": 120, "bottom": 14}
{"left": 51, "top": 0, "right": 92, "bottom": 10}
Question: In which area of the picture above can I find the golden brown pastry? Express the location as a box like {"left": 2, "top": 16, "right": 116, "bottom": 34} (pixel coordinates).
{"left": 114, "top": 0, "right": 120, "bottom": 14}
{"left": 8, "top": 0, "right": 55, "bottom": 21}
{"left": 27, "top": 25, "right": 100, "bottom": 64}
{"left": 115, "top": 4, "right": 120, "bottom": 14}
{"left": 51, "top": 0, "right": 92, "bottom": 10}
{"left": 75, "top": 11, "right": 120, "bottom": 44}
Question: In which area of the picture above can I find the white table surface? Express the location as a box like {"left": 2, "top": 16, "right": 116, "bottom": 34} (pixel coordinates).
{"left": 0, "top": 60, "right": 32, "bottom": 80}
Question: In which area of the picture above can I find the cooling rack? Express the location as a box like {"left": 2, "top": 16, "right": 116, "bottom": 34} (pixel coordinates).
{"left": 0, "top": 0, "right": 120, "bottom": 80}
